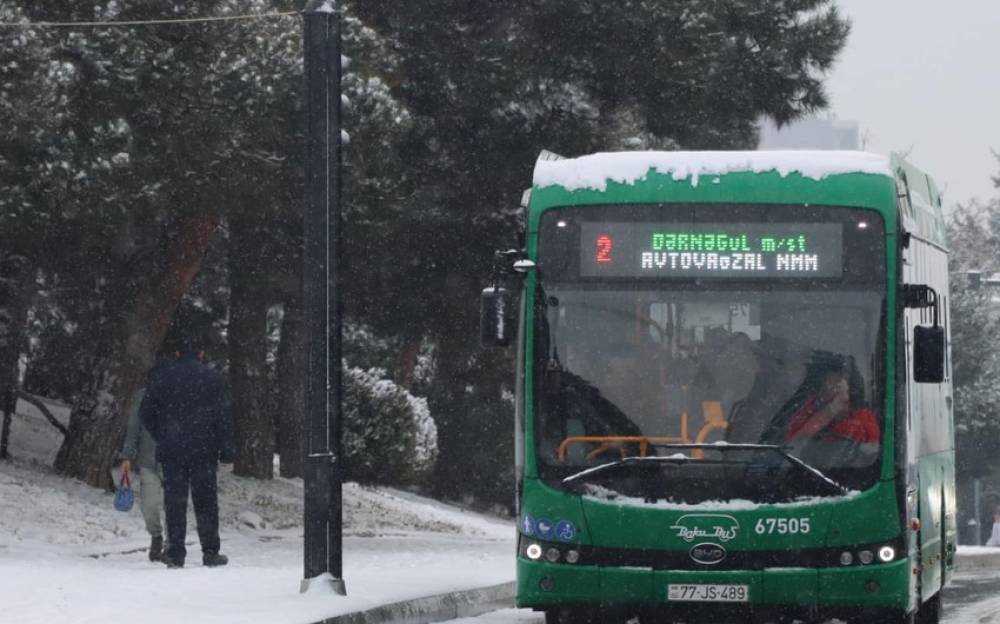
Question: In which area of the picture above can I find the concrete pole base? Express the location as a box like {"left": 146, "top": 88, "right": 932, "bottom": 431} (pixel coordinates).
{"left": 300, "top": 575, "right": 347, "bottom": 596}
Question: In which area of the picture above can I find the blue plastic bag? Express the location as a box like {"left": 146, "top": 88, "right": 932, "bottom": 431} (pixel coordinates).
{"left": 113, "top": 470, "right": 134, "bottom": 512}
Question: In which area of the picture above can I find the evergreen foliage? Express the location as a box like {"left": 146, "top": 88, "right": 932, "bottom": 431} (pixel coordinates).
{"left": 947, "top": 197, "right": 1000, "bottom": 480}
{"left": 0, "top": 1, "right": 849, "bottom": 496}
{"left": 343, "top": 365, "right": 437, "bottom": 485}
{"left": 341, "top": 0, "right": 850, "bottom": 504}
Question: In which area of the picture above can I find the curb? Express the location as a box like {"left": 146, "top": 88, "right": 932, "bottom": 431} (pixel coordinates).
{"left": 309, "top": 581, "right": 516, "bottom": 624}
{"left": 956, "top": 551, "right": 1000, "bottom": 573}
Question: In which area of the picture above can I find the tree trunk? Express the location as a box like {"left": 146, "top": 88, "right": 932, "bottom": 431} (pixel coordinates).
{"left": 427, "top": 328, "right": 468, "bottom": 499}
{"left": 426, "top": 269, "right": 515, "bottom": 507}
{"left": 0, "top": 253, "right": 32, "bottom": 460}
{"left": 54, "top": 213, "right": 218, "bottom": 487}
{"left": 276, "top": 289, "right": 305, "bottom": 478}
{"left": 394, "top": 335, "right": 422, "bottom": 390}
{"left": 228, "top": 215, "right": 273, "bottom": 479}
{"left": 17, "top": 390, "right": 68, "bottom": 436}
{"left": 428, "top": 272, "right": 481, "bottom": 499}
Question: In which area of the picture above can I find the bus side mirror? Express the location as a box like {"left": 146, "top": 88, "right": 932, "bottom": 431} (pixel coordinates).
{"left": 913, "top": 325, "right": 945, "bottom": 383}
{"left": 903, "top": 283, "right": 945, "bottom": 384}
{"left": 481, "top": 286, "right": 514, "bottom": 348}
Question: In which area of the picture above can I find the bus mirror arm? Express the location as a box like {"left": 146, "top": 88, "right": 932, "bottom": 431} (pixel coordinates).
{"left": 480, "top": 249, "right": 533, "bottom": 349}
{"left": 492, "top": 249, "right": 534, "bottom": 276}
{"left": 902, "top": 284, "right": 939, "bottom": 326}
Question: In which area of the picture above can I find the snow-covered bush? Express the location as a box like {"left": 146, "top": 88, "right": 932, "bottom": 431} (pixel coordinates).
{"left": 343, "top": 365, "right": 437, "bottom": 485}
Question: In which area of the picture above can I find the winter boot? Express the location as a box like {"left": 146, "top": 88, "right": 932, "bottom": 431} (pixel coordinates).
{"left": 162, "top": 553, "right": 184, "bottom": 568}
{"left": 202, "top": 552, "right": 229, "bottom": 567}
{"left": 149, "top": 535, "right": 163, "bottom": 562}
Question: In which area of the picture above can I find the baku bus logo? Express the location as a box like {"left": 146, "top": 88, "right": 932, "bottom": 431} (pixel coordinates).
{"left": 670, "top": 514, "right": 740, "bottom": 543}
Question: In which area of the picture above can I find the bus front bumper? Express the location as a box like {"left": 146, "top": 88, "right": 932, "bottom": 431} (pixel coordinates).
{"left": 516, "top": 556, "right": 912, "bottom": 613}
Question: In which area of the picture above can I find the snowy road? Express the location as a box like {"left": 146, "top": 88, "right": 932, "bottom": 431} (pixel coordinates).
{"left": 439, "top": 572, "right": 1000, "bottom": 623}
{"left": 941, "top": 572, "right": 1000, "bottom": 623}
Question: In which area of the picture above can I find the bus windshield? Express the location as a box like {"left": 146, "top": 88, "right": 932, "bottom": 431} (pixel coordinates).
{"left": 533, "top": 205, "right": 886, "bottom": 502}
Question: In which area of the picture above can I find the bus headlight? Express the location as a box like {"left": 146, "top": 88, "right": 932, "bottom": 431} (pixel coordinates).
{"left": 858, "top": 550, "right": 874, "bottom": 565}
{"left": 839, "top": 551, "right": 854, "bottom": 566}
{"left": 565, "top": 549, "right": 580, "bottom": 564}
{"left": 526, "top": 543, "right": 543, "bottom": 560}
{"left": 878, "top": 546, "right": 896, "bottom": 562}
{"left": 545, "top": 548, "right": 561, "bottom": 563}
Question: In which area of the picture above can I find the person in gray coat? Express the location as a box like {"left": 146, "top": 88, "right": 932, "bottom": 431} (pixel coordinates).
{"left": 120, "top": 385, "right": 167, "bottom": 562}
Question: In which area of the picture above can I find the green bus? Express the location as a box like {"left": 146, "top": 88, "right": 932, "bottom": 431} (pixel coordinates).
{"left": 482, "top": 150, "right": 955, "bottom": 624}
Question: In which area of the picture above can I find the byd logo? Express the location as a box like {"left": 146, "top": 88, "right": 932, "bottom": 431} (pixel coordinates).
{"left": 689, "top": 542, "right": 727, "bottom": 565}
{"left": 670, "top": 514, "right": 740, "bottom": 543}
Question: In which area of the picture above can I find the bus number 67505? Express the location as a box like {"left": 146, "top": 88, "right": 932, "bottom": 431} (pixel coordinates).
{"left": 755, "top": 517, "right": 811, "bottom": 535}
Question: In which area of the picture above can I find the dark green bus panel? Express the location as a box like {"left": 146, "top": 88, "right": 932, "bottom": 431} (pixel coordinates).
{"left": 498, "top": 151, "right": 955, "bottom": 624}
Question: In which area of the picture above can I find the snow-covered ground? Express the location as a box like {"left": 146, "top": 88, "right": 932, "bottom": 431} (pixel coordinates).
{"left": 0, "top": 397, "right": 514, "bottom": 624}
{"left": 945, "top": 593, "right": 1000, "bottom": 624}
{"left": 8, "top": 397, "right": 1000, "bottom": 624}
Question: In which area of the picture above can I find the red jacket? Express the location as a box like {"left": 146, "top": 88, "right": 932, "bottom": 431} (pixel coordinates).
{"left": 785, "top": 398, "right": 880, "bottom": 444}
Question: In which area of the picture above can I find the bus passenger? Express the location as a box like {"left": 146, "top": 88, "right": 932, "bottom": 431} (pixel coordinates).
{"left": 602, "top": 329, "right": 664, "bottom": 435}
{"left": 784, "top": 367, "right": 879, "bottom": 446}
{"left": 690, "top": 331, "right": 758, "bottom": 422}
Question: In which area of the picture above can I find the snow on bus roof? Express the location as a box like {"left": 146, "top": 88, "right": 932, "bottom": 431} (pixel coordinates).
{"left": 532, "top": 150, "right": 893, "bottom": 192}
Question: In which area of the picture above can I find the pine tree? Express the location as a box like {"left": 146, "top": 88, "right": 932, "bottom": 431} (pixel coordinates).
{"left": 3, "top": 0, "right": 851, "bottom": 494}
{"left": 947, "top": 199, "right": 1000, "bottom": 480}
{"left": 342, "top": 0, "right": 851, "bottom": 504}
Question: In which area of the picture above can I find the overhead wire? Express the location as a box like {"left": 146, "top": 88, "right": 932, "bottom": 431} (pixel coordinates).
{"left": 0, "top": 11, "right": 299, "bottom": 28}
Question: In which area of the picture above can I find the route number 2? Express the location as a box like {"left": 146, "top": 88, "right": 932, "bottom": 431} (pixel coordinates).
{"left": 755, "top": 517, "right": 811, "bottom": 535}
{"left": 596, "top": 235, "right": 613, "bottom": 263}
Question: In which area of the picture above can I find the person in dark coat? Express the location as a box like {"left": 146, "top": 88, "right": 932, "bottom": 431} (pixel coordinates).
{"left": 141, "top": 332, "right": 234, "bottom": 568}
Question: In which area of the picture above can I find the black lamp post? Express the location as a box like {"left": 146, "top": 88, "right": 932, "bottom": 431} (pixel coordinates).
{"left": 300, "top": 0, "right": 345, "bottom": 595}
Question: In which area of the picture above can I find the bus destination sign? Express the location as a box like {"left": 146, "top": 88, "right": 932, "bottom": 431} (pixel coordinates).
{"left": 579, "top": 222, "right": 843, "bottom": 278}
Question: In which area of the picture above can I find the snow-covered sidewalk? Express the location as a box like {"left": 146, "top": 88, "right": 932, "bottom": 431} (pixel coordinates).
{"left": 2, "top": 530, "right": 513, "bottom": 624}
{"left": 0, "top": 460, "right": 514, "bottom": 624}
{"left": 0, "top": 399, "right": 515, "bottom": 624}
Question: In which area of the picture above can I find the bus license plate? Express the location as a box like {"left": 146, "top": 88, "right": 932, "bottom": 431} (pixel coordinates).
{"left": 667, "top": 583, "right": 749, "bottom": 602}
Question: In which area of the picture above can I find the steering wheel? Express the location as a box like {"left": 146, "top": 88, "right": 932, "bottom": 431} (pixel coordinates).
{"left": 796, "top": 428, "right": 871, "bottom": 469}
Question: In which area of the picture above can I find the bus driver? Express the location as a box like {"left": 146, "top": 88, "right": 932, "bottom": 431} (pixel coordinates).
{"left": 784, "top": 365, "right": 880, "bottom": 448}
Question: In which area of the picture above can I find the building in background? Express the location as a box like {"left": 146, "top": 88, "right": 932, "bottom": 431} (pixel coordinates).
{"left": 758, "top": 116, "right": 861, "bottom": 151}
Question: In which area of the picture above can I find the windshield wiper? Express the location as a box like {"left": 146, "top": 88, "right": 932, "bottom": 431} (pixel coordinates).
{"left": 561, "top": 442, "right": 849, "bottom": 496}
{"left": 562, "top": 455, "right": 695, "bottom": 486}
{"left": 755, "top": 444, "right": 850, "bottom": 496}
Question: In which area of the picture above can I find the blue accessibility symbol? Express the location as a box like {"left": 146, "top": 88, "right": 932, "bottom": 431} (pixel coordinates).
{"left": 521, "top": 514, "right": 536, "bottom": 536}
{"left": 555, "top": 520, "right": 577, "bottom": 542}
{"left": 536, "top": 518, "right": 555, "bottom": 539}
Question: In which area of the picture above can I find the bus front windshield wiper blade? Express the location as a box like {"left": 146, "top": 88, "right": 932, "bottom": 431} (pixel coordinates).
{"left": 760, "top": 444, "right": 850, "bottom": 496}
{"left": 647, "top": 443, "right": 849, "bottom": 495}
{"left": 561, "top": 443, "right": 849, "bottom": 496}
{"left": 562, "top": 455, "right": 694, "bottom": 486}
